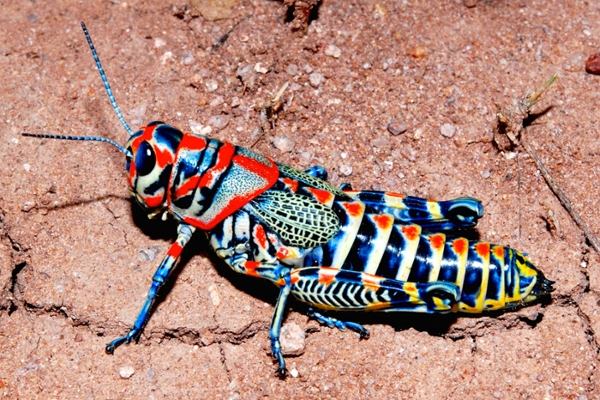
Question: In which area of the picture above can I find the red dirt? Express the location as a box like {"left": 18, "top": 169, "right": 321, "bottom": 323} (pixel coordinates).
{"left": 1, "top": 0, "right": 599, "bottom": 398}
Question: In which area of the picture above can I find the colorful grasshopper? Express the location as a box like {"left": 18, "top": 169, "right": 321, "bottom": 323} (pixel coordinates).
{"left": 23, "top": 23, "right": 554, "bottom": 374}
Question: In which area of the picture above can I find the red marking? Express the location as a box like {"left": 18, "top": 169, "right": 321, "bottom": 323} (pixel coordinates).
{"left": 155, "top": 145, "right": 175, "bottom": 169}
{"left": 493, "top": 246, "right": 505, "bottom": 259}
{"left": 244, "top": 261, "right": 261, "bottom": 277}
{"left": 429, "top": 234, "right": 445, "bottom": 251}
{"left": 232, "top": 153, "right": 278, "bottom": 176}
{"left": 140, "top": 125, "right": 159, "bottom": 142}
{"left": 282, "top": 178, "right": 299, "bottom": 193}
{"left": 254, "top": 225, "right": 268, "bottom": 250}
{"left": 179, "top": 134, "right": 207, "bottom": 151}
{"left": 401, "top": 225, "right": 420, "bottom": 241}
{"left": 306, "top": 188, "right": 334, "bottom": 204}
{"left": 362, "top": 273, "right": 382, "bottom": 291}
{"left": 317, "top": 267, "right": 338, "bottom": 285}
{"left": 452, "top": 238, "right": 468, "bottom": 257}
{"left": 167, "top": 242, "right": 183, "bottom": 258}
{"left": 177, "top": 142, "right": 279, "bottom": 230}
{"left": 290, "top": 271, "right": 300, "bottom": 285}
{"left": 475, "top": 242, "right": 490, "bottom": 258}
{"left": 342, "top": 202, "right": 363, "bottom": 217}
{"left": 372, "top": 214, "right": 392, "bottom": 230}
{"left": 198, "top": 142, "right": 236, "bottom": 189}
{"left": 173, "top": 175, "right": 201, "bottom": 199}
{"left": 143, "top": 193, "right": 164, "bottom": 209}
{"left": 276, "top": 247, "right": 290, "bottom": 259}
{"left": 386, "top": 192, "right": 406, "bottom": 198}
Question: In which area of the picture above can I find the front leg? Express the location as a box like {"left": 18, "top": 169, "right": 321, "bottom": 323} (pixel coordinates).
{"left": 106, "top": 223, "right": 196, "bottom": 353}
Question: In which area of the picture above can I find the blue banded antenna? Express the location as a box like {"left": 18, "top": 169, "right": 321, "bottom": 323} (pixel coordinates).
{"left": 80, "top": 21, "right": 134, "bottom": 136}
{"left": 22, "top": 133, "right": 131, "bottom": 157}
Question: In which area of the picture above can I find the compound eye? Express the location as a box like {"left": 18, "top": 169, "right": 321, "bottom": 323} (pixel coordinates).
{"left": 135, "top": 141, "right": 156, "bottom": 176}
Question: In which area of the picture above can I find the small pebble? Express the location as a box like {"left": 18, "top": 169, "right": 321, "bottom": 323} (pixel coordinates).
{"left": 463, "top": 0, "right": 478, "bottom": 7}
{"left": 440, "top": 123, "right": 456, "bottom": 138}
{"left": 563, "top": 53, "right": 583, "bottom": 72}
{"left": 160, "top": 51, "right": 173, "bottom": 65}
{"left": 189, "top": 120, "right": 212, "bottom": 136}
{"left": 207, "top": 115, "right": 230, "bottom": 131}
{"left": 585, "top": 53, "right": 600, "bottom": 75}
{"left": 325, "top": 44, "right": 341, "bottom": 58}
{"left": 208, "top": 284, "right": 221, "bottom": 307}
{"left": 286, "top": 64, "right": 299, "bottom": 76}
{"left": 119, "top": 366, "right": 135, "bottom": 379}
{"left": 309, "top": 72, "right": 325, "bottom": 87}
{"left": 22, "top": 201, "right": 35, "bottom": 212}
{"left": 272, "top": 134, "right": 295, "bottom": 153}
{"left": 139, "top": 246, "right": 162, "bottom": 262}
{"left": 387, "top": 119, "right": 408, "bottom": 136}
{"left": 280, "top": 322, "right": 306, "bottom": 356}
{"left": 254, "top": 63, "right": 269, "bottom": 74}
{"left": 205, "top": 79, "right": 219, "bottom": 93}
{"left": 371, "top": 136, "right": 390, "bottom": 148}
{"left": 409, "top": 45, "right": 427, "bottom": 58}
{"left": 362, "top": 62, "right": 372, "bottom": 69}
{"left": 190, "top": 74, "right": 202, "bottom": 88}
{"left": 481, "top": 169, "right": 491, "bottom": 179}
{"left": 339, "top": 164, "right": 353, "bottom": 176}
{"left": 154, "top": 38, "right": 166, "bottom": 48}
{"left": 182, "top": 52, "right": 194, "bottom": 65}
{"left": 289, "top": 369, "right": 299, "bottom": 378}
{"left": 23, "top": 163, "right": 31, "bottom": 172}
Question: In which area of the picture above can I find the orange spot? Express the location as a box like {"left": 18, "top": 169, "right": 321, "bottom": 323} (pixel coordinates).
{"left": 362, "top": 274, "right": 382, "bottom": 291}
{"left": 276, "top": 247, "right": 289, "bottom": 259}
{"left": 317, "top": 267, "right": 338, "bottom": 285}
{"left": 290, "top": 271, "right": 300, "bottom": 285}
{"left": 429, "top": 234, "right": 445, "bottom": 251}
{"left": 452, "top": 238, "right": 468, "bottom": 257}
{"left": 282, "top": 178, "right": 299, "bottom": 193}
{"left": 402, "top": 225, "right": 420, "bottom": 241}
{"left": 244, "top": 261, "right": 261, "bottom": 277}
{"left": 475, "top": 242, "right": 490, "bottom": 258}
{"left": 386, "top": 192, "right": 406, "bottom": 198}
{"left": 372, "top": 214, "right": 392, "bottom": 230}
{"left": 254, "top": 225, "right": 268, "bottom": 250}
{"left": 307, "top": 188, "right": 334, "bottom": 204}
{"left": 342, "top": 202, "right": 363, "bottom": 217}
{"left": 245, "top": 261, "right": 260, "bottom": 270}
{"left": 493, "top": 246, "right": 505, "bottom": 259}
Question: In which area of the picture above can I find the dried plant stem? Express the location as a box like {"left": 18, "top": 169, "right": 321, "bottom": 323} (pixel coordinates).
{"left": 522, "top": 139, "right": 600, "bottom": 254}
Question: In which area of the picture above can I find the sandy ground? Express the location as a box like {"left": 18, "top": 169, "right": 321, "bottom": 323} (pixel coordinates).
{"left": 1, "top": 0, "right": 600, "bottom": 398}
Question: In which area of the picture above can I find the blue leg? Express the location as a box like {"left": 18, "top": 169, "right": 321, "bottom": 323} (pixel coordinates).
{"left": 106, "top": 224, "right": 196, "bottom": 353}
{"left": 270, "top": 271, "right": 292, "bottom": 376}
{"left": 307, "top": 308, "right": 370, "bottom": 338}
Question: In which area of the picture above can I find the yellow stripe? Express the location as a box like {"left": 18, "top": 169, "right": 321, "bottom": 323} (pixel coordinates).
{"left": 426, "top": 233, "right": 446, "bottom": 282}
{"left": 395, "top": 224, "right": 422, "bottom": 281}
{"left": 331, "top": 200, "right": 365, "bottom": 269}
{"left": 363, "top": 213, "right": 394, "bottom": 275}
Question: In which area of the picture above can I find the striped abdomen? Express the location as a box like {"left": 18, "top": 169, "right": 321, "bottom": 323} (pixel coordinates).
{"left": 303, "top": 198, "right": 552, "bottom": 313}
